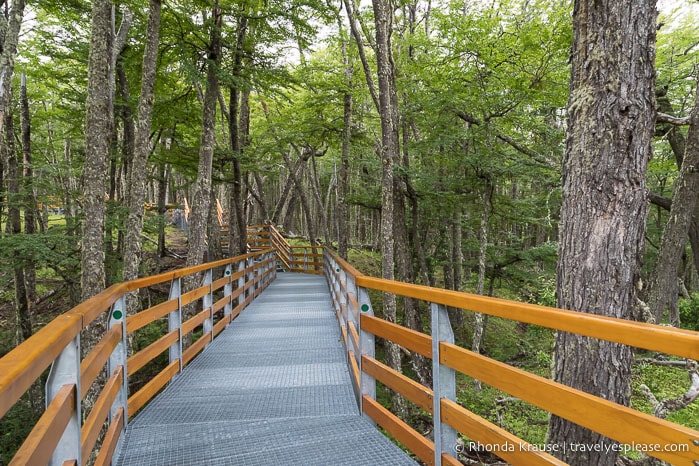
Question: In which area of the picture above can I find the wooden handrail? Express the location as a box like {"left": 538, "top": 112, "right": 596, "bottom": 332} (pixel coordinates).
{"left": 0, "top": 247, "right": 278, "bottom": 464}
{"left": 355, "top": 275, "right": 699, "bottom": 360}
{"left": 322, "top": 245, "right": 699, "bottom": 465}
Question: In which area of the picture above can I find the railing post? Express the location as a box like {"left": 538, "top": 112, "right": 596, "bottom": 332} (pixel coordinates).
{"left": 169, "top": 278, "right": 183, "bottom": 372}
{"left": 268, "top": 250, "right": 277, "bottom": 283}
{"left": 431, "top": 303, "right": 457, "bottom": 466}
{"left": 46, "top": 334, "right": 81, "bottom": 465}
{"left": 108, "top": 295, "right": 128, "bottom": 447}
{"left": 237, "top": 259, "right": 246, "bottom": 306}
{"left": 247, "top": 257, "right": 254, "bottom": 295}
{"left": 223, "top": 264, "right": 233, "bottom": 318}
{"left": 339, "top": 268, "right": 349, "bottom": 342}
{"left": 358, "top": 287, "right": 376, "bottom": 417}
{"left": 202, "top": 269, "right": 214, "bottom": 342}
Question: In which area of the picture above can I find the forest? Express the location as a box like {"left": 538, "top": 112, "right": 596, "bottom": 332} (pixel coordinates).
{"left": 1, "top": 0, "right": 699, "bottom": 464}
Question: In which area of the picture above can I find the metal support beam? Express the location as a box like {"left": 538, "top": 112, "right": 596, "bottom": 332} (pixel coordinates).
{"left": 358, "top": 287, "right": 376, "bottom": 418}
{"left": 431, "top": 302, "right": 457, "bottom": 466}
{"left": 223, "top": 264, "right": 233, "bottom": 318}
{"left": 202, "top": 270, "right": 213, "bottom": 342}
{"left": 46, "top": 335, "right": 81, "bottom": 465}
{"left": 108, "top": 295, "right": 129, "bottom": 453}
{"left": 168, "top": 278, "right": 183, "bottom": 371}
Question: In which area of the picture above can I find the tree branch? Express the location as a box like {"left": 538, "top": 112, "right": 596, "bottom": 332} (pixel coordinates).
{"left": 639, "top": 361, "right": 699, "bottom": 419}
{"left": 657, "top": 112, "right": 691, "bottom": 126}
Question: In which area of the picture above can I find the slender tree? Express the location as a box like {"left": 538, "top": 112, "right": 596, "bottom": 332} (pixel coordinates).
{"left": 645, "top": 80, "right": 699, "bottom": 326}
{"left": 547, "top": 1, "right": 657, "bottom": 464}
{"left": 371, "top": 0, "right": 406, "bottom": 415}
{"left": 81, "top": 0, "right": 113, "bottom": 300}
{"left": 123, "top": 0, "right": 162, "bottom": 293}
{"left": 186, "top": 4, "right": 222, "bottom": 270}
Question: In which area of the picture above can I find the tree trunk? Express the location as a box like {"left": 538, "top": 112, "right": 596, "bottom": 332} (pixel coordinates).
{"left": 547, "top": 1, "right": 657, "bottom": 464}
{"left": 123, "top": 0, "right": 162, "bottom": 294}
{"left": 647, "top": 87, "right": 699, "bottom": 324}
{"left": 82, "top": 0, "right": 113, "bottom": 300}
{"left": 309, "top": 152, "right": 331, "bottom": 245}
{"left": 281, "top": 147, "right": 317, "bottom": 246}
{"left": 227, "top": 15, "right": 249, "bottom": 257}
{"left": 372, "top": 0, "right": 403, "bottom": 414}
{"left": 472, "top": 180, "right": 492, "bottom": 391}
{"left": 338, "top": 90, "right": 351, "bottom": 259}
{"left": 20, "top": 73, "right": 36, "bottom": 331}
{"left": 186, "top": 3, "right": 221, "bottom": 271}
{"left": 646, "top": 83, "right": 699, "bottom": 326}
{"left": 157, "top": 162, "right": 169, "bottom": 258}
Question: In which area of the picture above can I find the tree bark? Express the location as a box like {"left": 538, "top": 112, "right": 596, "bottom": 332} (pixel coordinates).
{"left": 186, "top": 3, "right": 221, "bottom": 271}
{"left": 646, "top": 80, "right": 699, "bottom": 326}
{"left": 157, "top": 162, "right": 170, "bottom": 258}
{"left": 20, "top": 73, "right": 36, "bottom": 333}
{"left": 338, "top": 89, "right": 351, "bottom": 259}
{"left": 547, "top": 1, "right": 657, "bottom": 464}
{"left": 82, "top": 0, "right": 113, "bottom": 300}
{"left": 123, "top": 0, "right": 162, "bottom": 295}
{"left": 372, "top": 0, "right": 404, "bottom": 414}
{"left": 227, "top": 15, "right": 249, "bottom": 257}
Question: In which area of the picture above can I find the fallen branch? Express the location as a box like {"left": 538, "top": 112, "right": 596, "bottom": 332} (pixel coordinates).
{"left": 634, "top": 358, "right": 687, "bottom": 368}
{"left": 639, "top": 360, "right": 699, "bottom": 418}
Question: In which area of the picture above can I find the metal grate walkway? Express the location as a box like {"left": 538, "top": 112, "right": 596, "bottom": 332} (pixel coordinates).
{"left": 114, "top": 273, "right": 417, "bottom": 465}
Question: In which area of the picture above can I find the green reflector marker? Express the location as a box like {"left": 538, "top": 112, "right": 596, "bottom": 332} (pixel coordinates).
{"left": 361, "top": 304, "right": 369, "bottom": 312}
{"left": 112, "top": 310, "right": 123, "bottom": 320}
{"left": 336, "top": 268, "right": 340, "bottom": 272}
{"left": 225, "top": 270, "right": 231, "bottom": 276}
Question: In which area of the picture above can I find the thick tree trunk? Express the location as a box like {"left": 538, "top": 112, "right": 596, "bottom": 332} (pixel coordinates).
{"left": 123, "top": 0, "right": 161, "bottom": 292}
{"left": 186, "top": 4, "right": 221, "bottom": 271}
{"left": 547, "top": 1, "right": 657, "bottom": 464}
{"left": 82, "top": 0, "right": 113, "bottom": 300}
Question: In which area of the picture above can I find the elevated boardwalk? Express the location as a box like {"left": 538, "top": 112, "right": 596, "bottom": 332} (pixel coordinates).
{"left": 114, "top": 273, "right": 416, "bottom": 465}
{"left": 3, "top": 228, "right": 698, "bottom": 465}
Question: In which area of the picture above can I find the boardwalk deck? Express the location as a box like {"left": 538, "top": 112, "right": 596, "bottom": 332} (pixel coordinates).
{"left": 114, "top": 273, "right": 417, "bottom": 465}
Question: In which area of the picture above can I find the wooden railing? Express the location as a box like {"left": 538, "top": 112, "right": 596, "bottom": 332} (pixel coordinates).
{"left": 247, "top": 225, "right": 322, "bottom": 274}
{"left": 4, "top": 225, "right": 698, "bottom": 466}
{"left": 323, "top": 249, "right": 699, "bottom": 466}
{"left": 0, "top": 249, "right": 277, "bottom": 465}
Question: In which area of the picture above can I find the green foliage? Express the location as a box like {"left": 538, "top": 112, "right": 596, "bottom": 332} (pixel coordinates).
{"left": 0, "top": 397, "right": 38, "bottom": 464}
{"left": 678, "top": 293, "right": 699, "bottom": 331}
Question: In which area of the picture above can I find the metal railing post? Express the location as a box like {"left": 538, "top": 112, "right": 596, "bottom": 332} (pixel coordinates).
{"left": 223, "top": 265, "right": 233, "bottom": 318}
{"left": 168, "top": 278, "right": 183, "bottom": 372}
{"left": 246, "top": 257, "right": 254, "bottom": 295}
{"left": 268, "top": 251, "right": 277, "bottom": 282}
{"left": 431, "top": 302, "right": 457, "bottom": 466}
{"left": 237, "top": 259, "right": 246, "bottom": 306}
{"left": 46, "top": 334, "right": 81, "bottom": 465}
{"left": 108, "top": 295, "right": 128, "bottom": 449}
{"left": 358, "top": 287, "right": 376, "bottom": 418}
{"left": 202, "top": 269, "right": 213, "bottom": 342}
